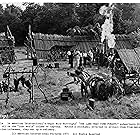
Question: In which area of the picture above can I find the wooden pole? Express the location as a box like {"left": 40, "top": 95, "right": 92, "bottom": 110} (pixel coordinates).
{"left": 27, "top": 45, "right": 29, "bottom": 59}
{"left": 31, "top": 65, "right": 34, "bottom": 102}
{"left": 5, "top": 66, "right": 10, "bottom": 105}
{"left": 123, "top": 67, "right": 126, "bottom": 95}
{"left": 4, "top": 71, "right": 32, "bottom": 75}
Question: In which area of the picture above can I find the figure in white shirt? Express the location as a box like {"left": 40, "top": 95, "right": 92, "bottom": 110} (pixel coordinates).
{"left": 74, "top": 51, "right": 81, "bottom": 68}
{"left": 67, "top": 50, "right": 73, "bottom": 68}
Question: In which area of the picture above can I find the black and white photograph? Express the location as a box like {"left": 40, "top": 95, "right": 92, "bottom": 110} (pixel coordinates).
{"left": 1, "top": 1, "right": 140, "bottom": 138}
{"left": 0, "top": 1, "right": 140, "bottom": 119}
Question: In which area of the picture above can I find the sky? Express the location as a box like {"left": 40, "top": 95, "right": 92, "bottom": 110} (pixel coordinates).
{"left": 0, "top": 0, "right": 138, "bottom": 10}
{"left": 1, "top": 1, "right": 44, "bottom": 10}
{"left": 2, "top": 3, "right": 26, "bottom": 10}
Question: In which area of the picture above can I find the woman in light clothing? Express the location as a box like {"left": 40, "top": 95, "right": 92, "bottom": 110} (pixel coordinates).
{"left": 74, "top": 51, "right": 81, "bottom": 68}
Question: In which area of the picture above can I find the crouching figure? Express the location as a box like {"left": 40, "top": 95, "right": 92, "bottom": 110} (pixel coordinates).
{"left": 67, "top": 66, "right": 123, "bottom": 100}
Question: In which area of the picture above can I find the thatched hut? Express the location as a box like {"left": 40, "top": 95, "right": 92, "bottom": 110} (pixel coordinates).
{"left": 33, "top": 32, "right": 140, "bottom": 72}
{"left": 33, "top": 33, "right": 100, "bottom": 61}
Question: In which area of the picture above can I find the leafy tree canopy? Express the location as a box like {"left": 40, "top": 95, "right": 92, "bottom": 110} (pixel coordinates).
{"left": 0, "top": 3, "right": 139, "bottom": 45}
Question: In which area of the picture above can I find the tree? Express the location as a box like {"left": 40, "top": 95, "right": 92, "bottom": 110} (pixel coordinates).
{"left": 0, "top": 4, "right": 25, "bottom": 45}
{"left": 75, "top": 3, "right": 108, "bottom": 27}
{"left": 33, "top": 3, "right": 80, "bottom": 34}
{"left": 1, "top": 3, "right": 140, "bottom": 46}
{"left": 113, "top": 3, "right": 137, "bottom": 34}
{"left": 0, "top": 4, "right": 4, "bottom": 14}
{"left": 134, "top": 3, "right": 140, "bottom": 29}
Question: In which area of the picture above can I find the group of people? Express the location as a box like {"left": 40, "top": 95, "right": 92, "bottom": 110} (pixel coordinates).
{"left": 67, "top": 50, "right": 91, "bottom": 68}
{"left": 67, "top": 48, "right": 111, "bottom": 69}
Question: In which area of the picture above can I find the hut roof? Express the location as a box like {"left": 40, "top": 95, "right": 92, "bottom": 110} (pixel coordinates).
{"left": 114, "top": 33, "right": 140, "bottom": 72}
{"left": 33, "top": 32, "right": 140, "bottom": 72}
{"left": 33, "top": 33, "right": 99, "bottom": 52}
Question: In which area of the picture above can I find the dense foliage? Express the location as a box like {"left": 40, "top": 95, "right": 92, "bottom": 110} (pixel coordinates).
{"left": 0, "top": 3, "right": 140, "bottom": 46}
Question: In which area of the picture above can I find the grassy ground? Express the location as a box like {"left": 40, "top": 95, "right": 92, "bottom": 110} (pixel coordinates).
{"left": 0, "top": 48, "right": 140, "bottom": 119}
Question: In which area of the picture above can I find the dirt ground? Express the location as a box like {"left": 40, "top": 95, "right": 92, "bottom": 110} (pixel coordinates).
{"left": 0, "top": 47, "right": 140, "bottom": 119}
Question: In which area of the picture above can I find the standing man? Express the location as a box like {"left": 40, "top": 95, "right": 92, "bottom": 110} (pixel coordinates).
{"left": 67, "top": 50, "right": 71, "bottom": 66}
{"left": 67, "top": 50, "right": 74, "bottom": 68}
{"left": 95, "top": 48, "right": 100, "bottom": 69}
{"left": 83, "top": 52, "right": 87, "bottom": 67}
{"left": 79, "top": 51, "right": 83, "bottom": 67}
{"left": 87, "top": 50, "right": 93, "bottom": 67}
{"left": 99, "top": 50, "right": 104, "bottom": 67}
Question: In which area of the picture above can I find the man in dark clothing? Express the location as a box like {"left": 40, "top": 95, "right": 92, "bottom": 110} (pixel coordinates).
{"left": 83, "top": 52, "right": 87, "bottom": 67}
{"left": 70, "top": 50, "right": 74, "bottom": 68}
{"left": 95, "top": 49, "right": 100, "bottom": 69}
{"left": 79, "top": 53, "right": 83, "bottom": 67}
{"left": 103, "top": 53, "right": 109, "bottom": 68}
{"left": 99, "top": 51, "right": 104, "bottom": 67}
